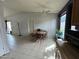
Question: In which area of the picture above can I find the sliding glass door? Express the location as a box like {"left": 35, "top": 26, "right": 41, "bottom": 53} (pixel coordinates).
{"left": 60, "top": 14, "right": 66, "bottom": 39}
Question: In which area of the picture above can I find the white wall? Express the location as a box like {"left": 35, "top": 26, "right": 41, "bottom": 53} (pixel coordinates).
{"left": 33, "top": 13, "right": 57, "bottom": 39}
{"left": 7, "top": 13, "right": 29, "bottom": 35}
{"left": 0, "top": 2, "right": 9, "bottom": 56}
{"left": 7, "top": 12, "right": 57, "bottom": 39}
{"left": 0, "top": 17, "right": 5, "bottom": 56}
{"left": 0, "top": 17, "right": 9, "bottom": 56}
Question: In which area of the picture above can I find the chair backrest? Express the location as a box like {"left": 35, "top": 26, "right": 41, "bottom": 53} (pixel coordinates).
{"left": 37, "top": 29, "right": 41, "bottom": 31}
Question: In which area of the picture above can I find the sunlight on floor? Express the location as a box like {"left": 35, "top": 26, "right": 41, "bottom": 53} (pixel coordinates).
{"left": 44, "top": 44, "right": 56, "bottom": 59}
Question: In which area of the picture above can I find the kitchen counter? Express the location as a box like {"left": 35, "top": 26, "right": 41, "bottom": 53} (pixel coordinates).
{"left": 56, "top": 39, "right": 79, "bottom": 59}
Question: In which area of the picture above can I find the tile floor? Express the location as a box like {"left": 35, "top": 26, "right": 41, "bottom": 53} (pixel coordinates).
{"left": 0, "top": 34, "right": 56, "bottom": 59}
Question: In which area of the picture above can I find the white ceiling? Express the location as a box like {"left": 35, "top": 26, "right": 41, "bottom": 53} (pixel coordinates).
{"left": 3, "top": 0, "right": 69, "bottom": 13}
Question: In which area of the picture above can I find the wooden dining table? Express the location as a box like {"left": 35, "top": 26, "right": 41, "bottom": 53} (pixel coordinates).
{"left": 31, "top": 29, "right": 47, "bottom": 40}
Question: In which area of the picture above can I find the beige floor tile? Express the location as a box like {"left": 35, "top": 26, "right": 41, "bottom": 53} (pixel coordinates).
{"left": 0, "top": 34, "right": 56, "bottom": 59}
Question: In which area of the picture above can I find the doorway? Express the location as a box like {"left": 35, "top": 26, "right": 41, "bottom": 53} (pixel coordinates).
{"left": 5, "top": 20, "right": 12, "bottom": 34}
